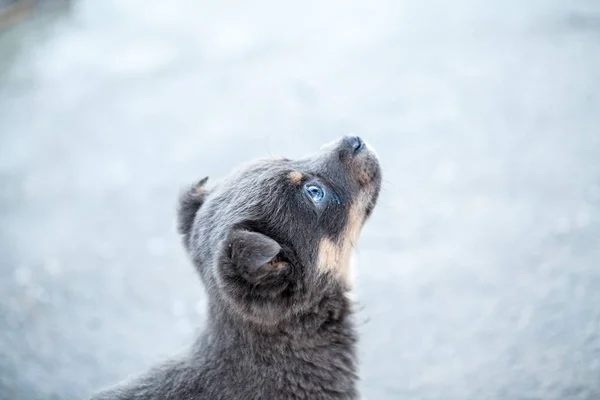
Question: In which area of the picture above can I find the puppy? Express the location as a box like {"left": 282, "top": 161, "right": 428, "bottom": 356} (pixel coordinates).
{"left": 91, "top": 136, "right": 381, "bottom": 400}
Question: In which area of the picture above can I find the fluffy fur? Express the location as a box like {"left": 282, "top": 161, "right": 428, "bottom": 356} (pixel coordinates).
{"left": 91, "top": 136, "right": 382, "bottom": 400}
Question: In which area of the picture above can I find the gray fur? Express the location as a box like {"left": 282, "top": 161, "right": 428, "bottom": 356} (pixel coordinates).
{"left": 91, "top": 136, "right": 381, "bottom": 400}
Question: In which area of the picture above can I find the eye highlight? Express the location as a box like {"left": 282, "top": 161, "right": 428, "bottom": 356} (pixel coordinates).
{"left": 304, "top": 184, "right": 325, "bottom": 203}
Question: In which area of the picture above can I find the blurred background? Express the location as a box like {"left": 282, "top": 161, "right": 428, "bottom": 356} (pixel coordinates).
{"left": 1, "top": 0, "right": 599, "bottom": 399}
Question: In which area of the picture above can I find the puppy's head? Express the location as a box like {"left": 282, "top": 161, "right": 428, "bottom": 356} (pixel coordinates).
{"left": 178, "top": 136, "right": 381, "bottom": 325}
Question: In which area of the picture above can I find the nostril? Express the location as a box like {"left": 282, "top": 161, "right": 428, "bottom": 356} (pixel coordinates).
{"left": 346, "top": 136, "right": 364, "bottom": 153}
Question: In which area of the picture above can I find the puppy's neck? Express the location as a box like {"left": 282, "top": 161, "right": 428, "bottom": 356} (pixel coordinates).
{"left": 208, "top": 287, "right": 356, "bottom": 343}
{"left": 195, "top": 284, "right": 359, "bottom": 398}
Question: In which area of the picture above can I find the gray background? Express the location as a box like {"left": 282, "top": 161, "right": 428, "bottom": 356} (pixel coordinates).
{"left": 1, "top": 1, "right": 599, "bottom": 399}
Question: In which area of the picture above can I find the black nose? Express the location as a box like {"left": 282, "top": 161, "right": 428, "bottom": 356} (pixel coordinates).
{"left": 344, "top": 135, "right": 364, "bottom": 153}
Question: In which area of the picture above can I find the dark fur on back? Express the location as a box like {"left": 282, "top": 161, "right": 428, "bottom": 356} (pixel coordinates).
{"left": 91, "top": 136, "right": 382, "bottom": 400}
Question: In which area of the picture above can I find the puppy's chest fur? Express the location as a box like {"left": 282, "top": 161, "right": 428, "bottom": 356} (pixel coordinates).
{"left": 92, "top": 299, "right": 359, "bottom": 400}
{"left": 194, "top": 304, "right": 358, "bottom": 399}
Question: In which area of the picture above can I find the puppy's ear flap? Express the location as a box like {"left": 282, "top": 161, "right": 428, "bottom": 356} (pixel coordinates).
{"left": 178, "top": 177, "right": 209, "bottom": 244}
{"left": 227, "top": 230, "right": 285, "bottom": 280}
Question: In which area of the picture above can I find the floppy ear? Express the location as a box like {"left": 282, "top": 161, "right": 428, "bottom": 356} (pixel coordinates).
{"left": 227, "top": 230, "right": 286, "bottom": 280}
{"left": 178, "top": 177, "right": 209, "bottom": 245}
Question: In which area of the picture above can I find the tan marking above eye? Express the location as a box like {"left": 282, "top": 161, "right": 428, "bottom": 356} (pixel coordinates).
{"left": 287, "top": 171, "right": 303, "bottom": 185}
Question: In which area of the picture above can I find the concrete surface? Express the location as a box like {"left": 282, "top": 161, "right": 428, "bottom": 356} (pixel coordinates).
{"left": 1, "top": 1, "right": 599, "bottom": 399}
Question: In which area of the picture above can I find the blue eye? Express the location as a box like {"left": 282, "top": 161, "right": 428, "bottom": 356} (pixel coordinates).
{"left": 305, "top": 184, "right": 325, "bottom": 203}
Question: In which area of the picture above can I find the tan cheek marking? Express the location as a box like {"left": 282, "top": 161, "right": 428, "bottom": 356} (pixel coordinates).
{"left": 317, "top": 238, "right": 341, "bottom": 274}
{"left": 345, "top": 196, "right": 368, "bottom": 243}
{"left": 316, "top": 194, "right": 370, "bottom": 285}
{"left": 288, "top": 171, "right": 303, "bottom": 184}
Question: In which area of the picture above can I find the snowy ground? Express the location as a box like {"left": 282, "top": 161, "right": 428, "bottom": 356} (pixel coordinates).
{"left": 1, "top": 1, "right": 599, "bottom": 399}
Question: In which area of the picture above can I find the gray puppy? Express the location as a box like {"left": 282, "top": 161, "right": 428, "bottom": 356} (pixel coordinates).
{"left": 91, "top": 136, "right": 382, "bottom": 400}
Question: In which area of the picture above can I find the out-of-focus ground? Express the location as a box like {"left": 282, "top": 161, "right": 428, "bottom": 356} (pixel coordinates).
{"left": 1, "top": 1, "right": 599, "bottom": 399}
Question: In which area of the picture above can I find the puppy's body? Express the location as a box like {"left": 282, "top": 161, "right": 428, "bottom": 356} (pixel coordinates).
{"left": 92, "top": 136, "right": 381, "bottom": 400}
{"left": 95, "top": 295, "right": 356, "bottom": 400}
